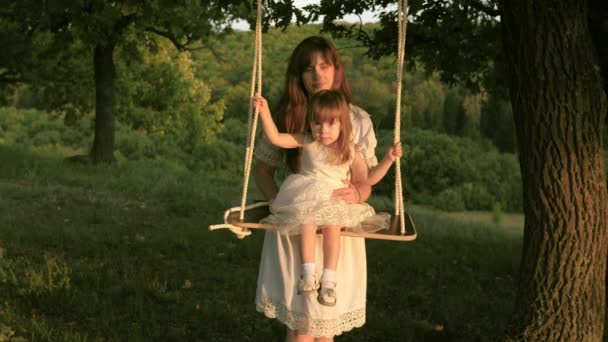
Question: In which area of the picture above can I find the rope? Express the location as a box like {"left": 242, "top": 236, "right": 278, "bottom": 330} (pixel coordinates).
{"left": 239, "top": 0, "right": 264, "bottom": 222}
{"left": 394, "top": 0, "right": 408, "bottom": 234}
{"left": 209, "top": 202, "right": 270, "bottom": 239}
{"left": 211, "top": 0, "right": 263, "bottom": 238}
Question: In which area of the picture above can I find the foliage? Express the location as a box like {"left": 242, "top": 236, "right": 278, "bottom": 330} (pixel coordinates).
{"left": 295, "top": 0, "right": 502, "bottom": 93}
{"left": 376, "top": 127, "right": 522, "bottom": 212}
{"left": 407, "top": 76, "right": 446, "bottom": 131}
{"left": 435, "top": 187, "right": 466, "bottom": 212}
{"left": 0, "top": 18, "right": 529, "bottom": 212}
{"left": 194, "top": 26, "right": 499, "bottom": 145}
{"left": 1, "top": 103, "right": 523, "bottom": 212}
{"left": 0, "top": 0, "right": 261, "bottom": 163}
{"left": 115, "top": 35, "right": 225, "bottom": 149}
{"left": 480, "top": 94, "right": 516, "bottom": 152}
{"left": 0, "top": 107, "right": 91, "bottom": 149}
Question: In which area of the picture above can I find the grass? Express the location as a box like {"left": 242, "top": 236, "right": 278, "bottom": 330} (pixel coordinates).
{"left": 0, "top": 143, "right": 523, "bottom": 341}
{"left": 444, "top": 211, "right": 524, "bottom": 232}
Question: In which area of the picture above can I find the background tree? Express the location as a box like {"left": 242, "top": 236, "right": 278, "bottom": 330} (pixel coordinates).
{"left": 2, "top": 0, "right": 250, "bottom": 164}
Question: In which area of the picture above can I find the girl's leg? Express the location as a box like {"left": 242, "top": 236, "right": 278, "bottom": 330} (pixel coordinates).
{"left": 315, "top": 337, "right": 334, "bottom": 342}
{"left": 321, "top": 225, "right": 341, "bottom": 270}
{"left": 300, "top": 224, "right": 317, "bottom": 264}
{"left": 294, "top": 332, "right": 314, "bottom": 342}
{"left": 319, "top": 225, "right": 340, "bottom": 306}
{"left": 286, "top": 329, "right": 332, "bottom": 342}
{"left": 298, "top": 224, "right": 318, "bottom": 295}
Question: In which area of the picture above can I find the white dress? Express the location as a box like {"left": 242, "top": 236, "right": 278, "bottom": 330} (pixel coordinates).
{"left": 255, "top": 105, "right": 378, "bottom": 337}
{"left": 262, "top": 135, "right": 377, "bottom": 235}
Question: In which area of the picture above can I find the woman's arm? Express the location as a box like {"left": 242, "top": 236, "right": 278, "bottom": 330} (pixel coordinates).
{"left": 255, "top": 159, "right": 279, "bottom": 200}
{"left": 252, "top": 95, "right": 304, "bottom": 149}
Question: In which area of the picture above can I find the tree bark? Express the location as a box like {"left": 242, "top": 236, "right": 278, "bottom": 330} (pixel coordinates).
{"left": 499, "top": 0, "right": 608, "bottom": 340}
{"left": 90, "top": 42, "right": 116, "bottom": 164}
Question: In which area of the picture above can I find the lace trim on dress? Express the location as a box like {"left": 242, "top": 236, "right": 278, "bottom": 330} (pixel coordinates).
{"left": 256, "top": 293, "right": 366, "bottom": 338}
{"left": 262, "top": 200, "right": 379, "bottom": 236}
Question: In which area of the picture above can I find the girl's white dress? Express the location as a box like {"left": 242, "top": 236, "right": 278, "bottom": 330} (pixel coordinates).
{"left": 255, "top": 105, "right": 380, "bottom": 338}
{"left": 261, "top": 135, "right": 377, "bottom": 235}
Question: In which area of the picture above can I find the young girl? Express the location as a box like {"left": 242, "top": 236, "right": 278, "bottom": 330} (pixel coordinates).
{"left": 252, "top": 90, "right": 400, "bottom": 307}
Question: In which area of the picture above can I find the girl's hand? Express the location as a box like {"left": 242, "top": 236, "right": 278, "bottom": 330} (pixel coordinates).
{"left": 252, "top": 95, "right": 270, "bottom": 116}
{"left": 384, "top": 142, "right": 403, "bottom": 162}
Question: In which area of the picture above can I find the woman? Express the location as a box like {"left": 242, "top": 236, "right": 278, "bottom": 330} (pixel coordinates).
{"left": 254, "top": 36, "right": 378, "bottom": 342}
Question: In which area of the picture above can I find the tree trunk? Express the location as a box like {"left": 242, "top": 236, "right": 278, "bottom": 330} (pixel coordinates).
{"left": 588, "top": 0, "right": 608, "bottom": 335}
{"left": 90, "top": 42, "right": 116, "bottom": 164}
{"left": 499, "top": 0, "right": 608, "bottom": 340}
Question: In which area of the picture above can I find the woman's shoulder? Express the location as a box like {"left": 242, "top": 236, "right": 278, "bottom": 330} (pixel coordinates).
{"left": 349, "top": 104, "right": 374, "bottom": 130}
{"left": 349, "top": 104, "right": 371, "bottom": 118}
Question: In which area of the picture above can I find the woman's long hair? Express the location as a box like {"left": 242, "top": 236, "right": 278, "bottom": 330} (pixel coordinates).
{"left": 307, "top": 90, "right": 352, "bottom": 165}
{"left": 275, "top": 36, "right": 352, "bottom": 173}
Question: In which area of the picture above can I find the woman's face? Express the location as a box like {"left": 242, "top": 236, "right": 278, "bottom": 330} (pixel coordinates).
{"left": 301, "top": 53, "right": 335, "bottom": 95}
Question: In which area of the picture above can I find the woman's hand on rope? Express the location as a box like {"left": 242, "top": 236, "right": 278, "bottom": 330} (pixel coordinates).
{"left": 332, "top": 180, "right": 362, "bottom": 204}
{"left": 252, "top": 95, "right": 270, "bottom": 117}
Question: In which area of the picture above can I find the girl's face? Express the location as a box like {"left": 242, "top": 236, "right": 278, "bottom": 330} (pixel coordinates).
{"left": 310, "top": 117, "right": 341, "bottom": 147}
{"left": 301, "top": 53, "right": 335, "bottom": 95}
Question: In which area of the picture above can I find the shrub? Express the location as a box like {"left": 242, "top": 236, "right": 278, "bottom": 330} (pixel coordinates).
{"left": 492, "top": 202, "right": 503, "bottom": 225}
{"left": 375, "top": 127, "right": 522, "bottom": 212}
{"left": 31, "top": 130, "right": 62, "bottom": 146}
{"left": 115, "top": 129, "right": 157, "bottom": 160}
{"left": 190, "top": 140, "right": 243, "bottom": 177}
{"left": 435, "top": 187, "right": 466, "bottom": 212}
{"left": 457, "top": 182, "right": 493, "bottom": 211}
{"left": 217, "top": 118, "right": 249, "bottom": 146}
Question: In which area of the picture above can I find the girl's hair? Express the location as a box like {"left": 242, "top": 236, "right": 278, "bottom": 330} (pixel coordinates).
{"left": 275, "top": 36, "right": 352, "bottom": 173}
{"left": 307, "top": 90, "right": 352, "bottom": 165}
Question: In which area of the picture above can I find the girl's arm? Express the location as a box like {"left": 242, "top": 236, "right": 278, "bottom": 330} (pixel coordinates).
{"left": 368, "top": 143, "right": 402, "bottom": 185}
{"left": 252, "top": 95, "right": 304, "bottom": 149}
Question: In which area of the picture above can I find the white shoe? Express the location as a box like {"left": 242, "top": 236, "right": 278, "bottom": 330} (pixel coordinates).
{"left": 317, "top": 283, "right": 337, "bottom": 306}
{"left": 297, "top": 278, "right": 319, "bottom": 295}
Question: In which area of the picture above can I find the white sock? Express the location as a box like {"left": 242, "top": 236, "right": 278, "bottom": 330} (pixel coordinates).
{"left": 321, "top": 269, "right": 337, "bottom": 289}
{"left": 301, "top": 263, "right": 316, "bottom": 282}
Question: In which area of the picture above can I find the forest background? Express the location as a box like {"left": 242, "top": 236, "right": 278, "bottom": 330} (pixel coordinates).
{"left": 1, "top": 23, "right": 539, "bottom": 214}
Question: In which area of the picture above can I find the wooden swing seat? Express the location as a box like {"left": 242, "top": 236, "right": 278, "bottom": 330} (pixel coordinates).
{"left": 225, "top": 202, "right": 417, "bottom": 241}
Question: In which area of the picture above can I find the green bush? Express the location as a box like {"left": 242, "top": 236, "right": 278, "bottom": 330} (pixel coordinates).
{"left": 60, "top": 123, "right": 91, "bottom": 148}
{"left": 116, "top": 129, "right": 157, "bottom": 160}
{"left": 457, "top": 182, "right": 493, "bottom": 211}
{"left": 31, "top": 130, "right": 62, "bottom": 146}
{"left": 190, "top": 140, "right": 243, "bottom": 177}
{"left": 375, "top": 127, "right": 522, "bottom": 212}
{"left": 492, "top": 202, "right": 503, "bottom": 225}
{"left": 435, "top": 187, "right": 466, "bottom": 212}
{"left": 0, "top": 105, "right": 526, "bottom": 213}
{"left": 470, "top": 152, "right": 522, "bottom": 212}
{"left": 218, "top": 118, "right": 249, "bottom": 146}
